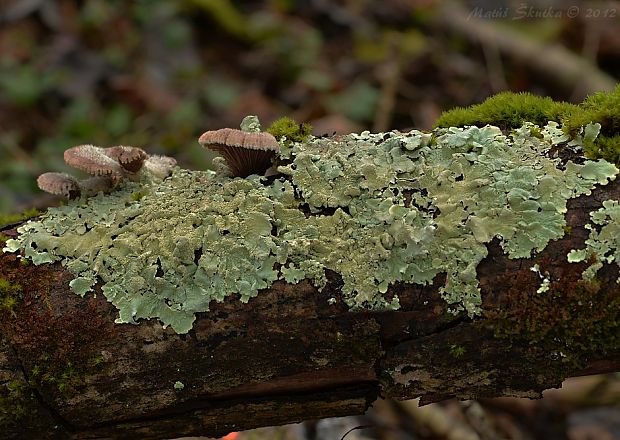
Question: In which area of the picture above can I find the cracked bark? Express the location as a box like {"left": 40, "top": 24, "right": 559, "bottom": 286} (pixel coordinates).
{"left": 0, "top": 180, "right": 619, "bottom": 440}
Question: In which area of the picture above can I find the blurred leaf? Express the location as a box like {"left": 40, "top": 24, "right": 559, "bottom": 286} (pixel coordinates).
{"left": 399, "top": 29, "right": 426, "bottom": 56}
{"left": 59, "top": 99, "right": 100, "bottom": 139}
{"left": 203, "top": 76, "right": 241, "bottom": 111}
{"left": 187, "top": 0, "right": 248, "bottom": 38}
{"left": 355, "top": 37, "right": 391, "bottom": 63}
{"left": 355, "top": 29, "right": 426, "bottom": 63}
{"left": 104, "top": 105, "right": 134, "bottom": 137}
{"left": 273, "top": 0, "right": 295, "bottom": 13}
{"left": 80, "top": 0, "right": 113, "bottom": 27}
{"left": 102, "top": 45, "right": 127, "bottom": 68}
{"left": 163, "top": 19, "right": 193, "bottom": 49}
{"left": 327, "top": 81, "right": 379, "bottom": 122}
{"left": 299, "top": 69, "right": 333, "bottom": 91}
{"left": 168, "top": 100, "right": 201, "bottom": 129}
{"left": 0, "top": 63, "right": 57, "bottom": 108}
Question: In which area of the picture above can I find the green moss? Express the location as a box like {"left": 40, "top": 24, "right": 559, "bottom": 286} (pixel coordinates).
{"left": 563, "top": 84, "right": 620, "bottom": 136}
{"left": 583, "top": 134, "right": 620, "bottom": 165}
{"left": 0, "top": 208, "right": 41, "bottom": 227}
{"left": 0, "top": 380, "right": 28, "bottom": 424}
{"left": 484, "top": 254, "right": 620, "bottom": 365}
{"left": 130, "top": 190, "right": 147, "bottom": 202}
{"left": 0, "top": 278, "right": 21, "bottom": 317}
{"left": 562, "top": 84, "right": 620, "bottom": 164}
{"left": 449, "top": 344, "right": 466, "bottom": 358}
{"left": 0, "top": 374, "right": 56, "bottom": 434}
{"left": 267, "top": 116, "right": 312, "bottom": 147}
{"left": 30, "top": 361, "right": 80, "bottom": 395}
{"left": 435, "top": 86, "right": 620, "bottom": 166}
{"left": 434, "top": 91, "right": 577, "bottom": 131}
{"left": 3, "top": 122, "right": 618, "bottom": 333}
{"left": 54, "top": 362, "right": 79, "bottom": 394}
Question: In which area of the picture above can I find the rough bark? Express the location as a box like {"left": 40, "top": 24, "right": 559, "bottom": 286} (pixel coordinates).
{"left": 0, "top": 179, "right": 619, "bottom": 440}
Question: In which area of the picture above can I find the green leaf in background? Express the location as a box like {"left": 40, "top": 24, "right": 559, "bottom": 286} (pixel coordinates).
{"left": 104, "top": 105, "right": 134, "bottom": 137}
{"left": 327, "top": 81, "right": 379, "bottom": 123}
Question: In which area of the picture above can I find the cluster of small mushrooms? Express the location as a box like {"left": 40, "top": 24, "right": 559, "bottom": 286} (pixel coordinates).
{"left": 37, "top": 145, "right": 176, "bottom": 198}
{"left": 37, "top": 119, "right": 281, "bottom": 198}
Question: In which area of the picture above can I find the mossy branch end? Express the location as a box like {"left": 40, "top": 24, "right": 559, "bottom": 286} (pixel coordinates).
{"left": 3, "top": 117, "right": 618, "bottom": 334}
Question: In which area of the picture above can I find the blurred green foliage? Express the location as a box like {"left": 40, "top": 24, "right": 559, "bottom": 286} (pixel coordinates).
{"left": 0, "top": 0, "right": 617, "bottom": 215}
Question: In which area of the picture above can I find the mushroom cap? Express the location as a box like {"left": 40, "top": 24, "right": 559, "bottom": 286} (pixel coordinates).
{"left": 143, "top": 155, "right": 177, "bottom": 179}
{"left": 199, "top": 128, "right": 279, "bottom": 152}
{"left": 37, "top": 172, "right": 81, "bottom": 198}
{"left": 198, "top": 128, "right": 280, "bottom": 177}
{"left": 64, "top": 144, "right": 123, "bottom": 182}
{"left": 105, "top": 146, "right": 149, "bottom": 174}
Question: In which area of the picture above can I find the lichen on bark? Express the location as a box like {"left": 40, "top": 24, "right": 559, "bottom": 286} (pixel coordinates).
{"left": 3, "top": 122, "right": 618, "bottom": 333}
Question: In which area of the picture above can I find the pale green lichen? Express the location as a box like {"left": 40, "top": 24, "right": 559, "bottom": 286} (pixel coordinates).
{"left": 240, "top": 115, "right": 261, "bottom": 133}
{"left": 529, "top": 264, "right": 551, "bottom": 294}
{"left": 567, "top": 199, "right": 620, "bottom": 283}
{"left": 173, "top": 381, "right": 184, "bottom": 390}
{"left": 3, "top": 122, "right": 618, "bottom": 333}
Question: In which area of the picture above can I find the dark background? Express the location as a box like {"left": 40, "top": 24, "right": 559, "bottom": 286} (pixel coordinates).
{"left": 0, "top": 1, "right": 619, "bottom": 438}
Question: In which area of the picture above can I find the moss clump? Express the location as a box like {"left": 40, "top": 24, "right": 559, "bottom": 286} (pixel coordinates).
{"left": 434, "top": 92, "right": 577, "bottom": 131}
{"left": 449, "top": 344, "right": 466, "bottom": 358}
{"left": 130, "top": 190, "right": 147, "bottom": 202}
{"left": 435, "top": 86, "right": 620, "bottom": 166}
{"left": 563, "top": 84, "right": 620, "bottom": 136}
{"left": 0, "top": 278, "right": 21, "bottom": 317}
{"left": 562, "top": 85, "right": 620, "bottom": 164}
{"left": 267, "top": 116, "right": 312, "bottom": 147}
{"left": 587, "top": 134, "right": 620, "bottom": 165}
{"left": 0, "top": 208, "right": 41, "bottom": 227}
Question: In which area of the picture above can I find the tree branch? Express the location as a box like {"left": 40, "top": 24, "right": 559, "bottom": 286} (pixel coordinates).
{"left": 1, "top": 125, "right": 619, "bottom": 439}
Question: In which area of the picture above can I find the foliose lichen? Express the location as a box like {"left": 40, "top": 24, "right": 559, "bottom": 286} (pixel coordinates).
{"left": 3, "top": 122, "right": 618, "bottom": 333}
{"left": 567, "top": 199, "right": 620, "bottom": 283}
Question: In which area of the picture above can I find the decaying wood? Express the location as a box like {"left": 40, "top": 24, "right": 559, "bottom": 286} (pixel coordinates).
{"left": 1, "top": 179, "right": 619, "bottom": 440}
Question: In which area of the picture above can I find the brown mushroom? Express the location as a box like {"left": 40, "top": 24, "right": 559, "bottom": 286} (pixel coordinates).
{"left": 37, "top": 172, "right": 81, "bottom": 199}
{"left": 143, "top": 155, "right": 178, "bottom": 179}
{"left": 38, "top": 144, "right": 175, "bottom": 200}
{"left": 79, "top": 175, "right": 118, "bottom": 196}
{"left": 198, "top": 128, "right": 280, "bottom": 177}
{"left": 63, "top": 144, "right": 124, "bottom": 183}
{"left": 104, "top": 146, "right": 149, "bottom": 174}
